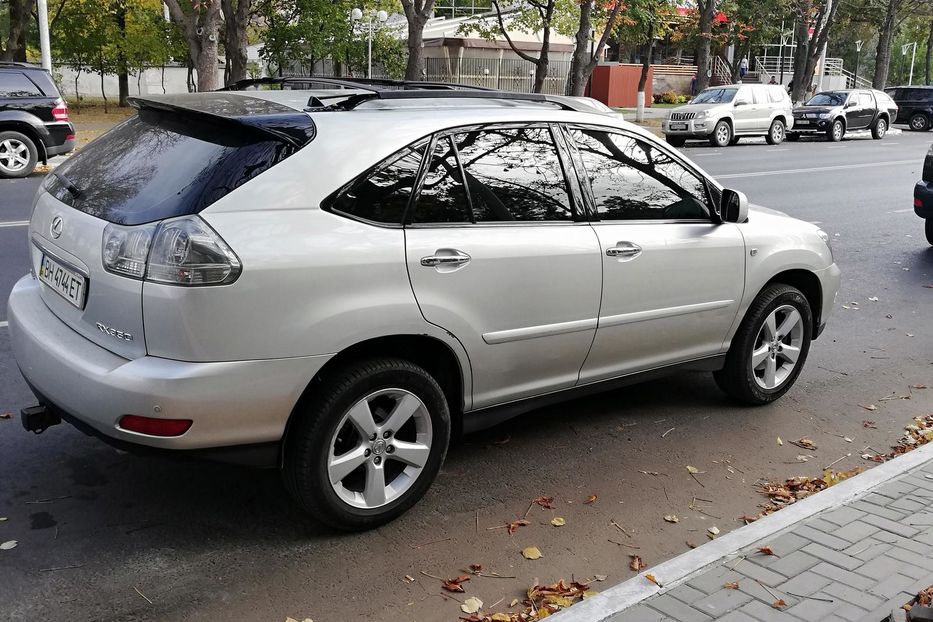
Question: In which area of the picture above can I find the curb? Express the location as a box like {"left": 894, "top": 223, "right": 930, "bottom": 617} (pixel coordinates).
{"left": 553, "top": 439, "right": 933, "bottom": 622}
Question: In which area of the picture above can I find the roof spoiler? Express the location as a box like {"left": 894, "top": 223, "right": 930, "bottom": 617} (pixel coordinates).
{"left": 126, "top": 95, "right": 316, "bottom": 148}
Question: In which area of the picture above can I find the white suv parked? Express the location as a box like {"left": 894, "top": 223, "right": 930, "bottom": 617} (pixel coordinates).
{"left": 663, "top": 84, "right": 795, "bottom": 147}
{"left": 9, "top": 81, "right": 840, "bottom": 529}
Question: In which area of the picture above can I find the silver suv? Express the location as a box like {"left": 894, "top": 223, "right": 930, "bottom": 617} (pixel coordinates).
{"left": 663, "top": 84, "right": 795, "bottom": 147}
{"left": 9, "top": 81, "right": 839, "bottom": 530}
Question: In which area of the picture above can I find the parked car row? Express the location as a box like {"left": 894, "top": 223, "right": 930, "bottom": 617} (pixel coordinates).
{"left": 662, "top": 85, "right": 899, "bottom": 147}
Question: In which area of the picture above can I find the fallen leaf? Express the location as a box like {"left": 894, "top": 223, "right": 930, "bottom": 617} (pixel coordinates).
{"left": 639, "top": 470, "right": 661, "bottom": 476}
{"left": 550, "top": 517, "right": 566, "bottom": 527}
{"left": 521, "top": 546, "right": 542, "bottom": 560}
{"left": 583, "top": 590, "right": 599, "bottom": 598}
{"left": 686, "top": 465, "right": 700, "bottom": 474}
{"left": 776, "top": 437, "right": 783, "bottom": 445}
{"left": 593, "top": 574, "right": 607, "bottom": 581}
{"left": 868, "top": 296, "right": 879, "bottom": 302}
{"left": 0, "top": 412, "right": 13, "bottom": 419}
{"left": 772, "top": 599, "right": 787, "bottom": 609}
{"left": 863, "top": 420, "right": 877, "bottom": 428}
{"left": 461, "top": 597, "right": 484, "bottom": 614}
{"left": 491, "top": 614, "right": 511, "bottom": 621}
{"left": 629, "top": 555, "right": 646, "bottom": 571}
{"left": 663, "top": 515, "right": 679, "bottom": 523}
{"left": 509, "top": 598, "right": 519, "bottom": 607}
{"left": 506, "top": 518, "right": 530, "bottom": 535}
{"left": 724, "top": 581, "right": 740, "bottom": 590}
{"left": 707, "top": 526, "right": 720, "bottom": 536}
{"left": 844, "top": 437, "right": 853, "bottom": 443}
{"left": 686, "top": 541, "right": 697, "bottom": 549}
{"left": 469, "top": 564, "right": 482, "bottom": 572}
{"left": 913, "top": 384, "right": 927, "bottom": 390}
{"left": 796, "top": 455, "right": 810, "bottom": 462}
{"left": 584, "top": 495, "right": 598, "bottom": 505}
{"left": 859, "top": 404, "right": 878, "bottom": 411}
{"left": 533, "top": 496, "right": 555, "bottom": 509}
{"left": 0, "top": 540, "right": 16, "bottom": 550}
{"left": 737, "top": 514, "right": 759, "bottom": 523}
{"left": 794, "top": 437, "right": 817, "bottom": 450}
{"left": 0, "top": 517, "right": 7, "bottom": 522}
{"left": 758, "top": 545, "right": 776, "bottom": 556}
{"left": 442, "top": 575, "right": 471, "bottom": 592}
{"left": 645, "top": 574, "right": 660, "bottom": 586}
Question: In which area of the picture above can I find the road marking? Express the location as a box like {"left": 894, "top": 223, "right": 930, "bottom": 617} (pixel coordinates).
{"left": 692, "top": 152, "right": 721, "bottom": 157}
{"left": 0, "top": 220, "right": 29, "bottom": 229}
{"left": 717, "top": 159, "right": 917, "bottom": 179}
{"left": 809, "top": 221, "right": 823, "bottom": 225}
{"left": 888, "top": 208, "right": 914, "bottom": 213}
{"left": 0, "top": 321, "right": 8, "bottom": 329}
{"left": 767, "top": 148, "right": 790, "bottom": 152}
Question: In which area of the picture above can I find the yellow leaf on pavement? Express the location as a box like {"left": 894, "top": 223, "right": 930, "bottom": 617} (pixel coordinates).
{"left": 461, "top": 597, "right": 483, "bottom": 614}
{"left": 521, "top": 546, "right": 543, "bottom": 560}
{"left": 550, "top": 517, "right": 566, "bottom": 527}
{"left": 686, "top": 465, "right": 700, "bottom": 474}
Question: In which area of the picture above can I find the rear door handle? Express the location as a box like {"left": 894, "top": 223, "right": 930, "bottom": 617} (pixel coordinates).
{"left": 420, "top": 249, "right": 471, "bottom": 269}
{"left": 606, "top": 242, "right": 642, "bottom": 260}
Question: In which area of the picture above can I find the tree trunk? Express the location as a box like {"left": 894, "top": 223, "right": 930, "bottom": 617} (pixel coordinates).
{"left": 926, "top": 19, "right": 933, "bottom": 85}
{"left": 636, "top": 25, "right": 656, "bottom": 122}
{"left": 1, "top": 0, "right": 29, "bottom": 62}
{"left": 99, "top": 52, "right": 109, "bottom": 114}
{"left": 74, "top": 68, "right": 81, "bottom": 110}
{"left": 116, "top": 1, "right": 130, "bottom": 106}
{"left": 532, "top": 0, "right": 555, "bottom": 93}
{"left": 567, "top": 1, "right": 593, "bottom": 96}
{"left": 791, "top": 14, "right": 810, "bottom": 102}
{"left": 694, "top": 0, "right": 717, "bottom": 91}
{"left": 405, "top": 16, "right": 426, "bottom": 80}
{"left": 872, "top": 0, "right": 897, "bottom": 89}
{"left": 221, "top": 0, "right": 250, "bottom": 86}
{"left": 164, "top": 0, "right": 223, "bottom": 92}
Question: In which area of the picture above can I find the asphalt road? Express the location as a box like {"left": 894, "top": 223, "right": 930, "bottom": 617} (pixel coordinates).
{"left": 1, "top": 130, "right": 932, "bottom": 622}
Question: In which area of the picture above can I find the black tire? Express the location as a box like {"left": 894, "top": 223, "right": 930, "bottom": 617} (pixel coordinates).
{"left": 871, "top": 117, "right": 887, "bottom": 140}
{"left": 729, "top": 136, "right": 741, "bottom": 146}
{"left": 766, "top": 119, "right": 786, "bottom": 145}
{"left": 714, "top": 284, "right": 813, "bottom": 405}
{"left": 0, "top": 130, "right": 39, "bottom": 178}
{"left": 665, "top": 134, "right": 686, "bottom": 147}
{"left": 282, "top": 358, "right": 451, "bottom": 531}
{"left": 710, "top": 120, "right": 732, "bottom": 147}
{"left": 909, "top": 113, "right": 930, "bottom": 132}
{"left": 926, "top": 219, "right": 933, "bottom": 246}
{"left": 786, "top": 132, "right": 800, "bottom": 142}
{"left": 826, "top": 119, "right": 845, "bottom": 142}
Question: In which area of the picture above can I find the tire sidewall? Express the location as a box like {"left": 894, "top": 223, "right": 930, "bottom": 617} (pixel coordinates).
{"left": 873, "top": 118, "right": 887, "bottom": 139}
{"left": 910, "top": 113, "right": 929, "bottom": 131}
{"left": 285, "top": 361, "right": 450, "bottom": 529}
{"left": 828, "top": 119, "right": 844, "bottom": 142}
{"left": 767, "top": 119, "right": 785, "bottom": 145}
{"left": 0, "top": 130, "right": 38, "bottom": 178}
{"left": 711, "top": 120, "right": 732, "bottom": 147}
{"left": 738, "top": 289, "right": 813, "bottom": 403}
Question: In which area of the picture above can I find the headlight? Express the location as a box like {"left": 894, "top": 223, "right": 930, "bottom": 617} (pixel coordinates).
{"left": 819, "top": 113, "right": 830, "bottom": 119}
{"left": 695, "top": 110, "right": 709, "bottom": 119}
{"left": 816, "top": 229, "right": 834, "bottom": 261}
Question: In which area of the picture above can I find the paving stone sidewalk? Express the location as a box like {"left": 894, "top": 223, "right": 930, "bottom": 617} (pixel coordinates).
{"left": 610, "top": 460, "right": 933, "bottom": 622}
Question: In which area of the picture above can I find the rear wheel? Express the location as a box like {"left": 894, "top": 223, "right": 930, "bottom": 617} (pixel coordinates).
{"left": 0, "top": 131, "right": 38, "bottom": 178}
{"left": 909, "top": 113, "right": 930, "bottom": 131}
{"left": 665, "top": 135, "right": 686, "bottom": 147}
{"left": 714, "top": 284, "right": 812, "bottom": 405}
{"left": 871, "top": 117, "right": 887, "bottom": 140}
{"left": 766, "top": 119, "right": 786, "bottom": 145}
{"left": 926, "top": 219, "right": 933, "bottom": 245}
{"left": 282, "top": 358, "right": 451, "bottom": 530}
{"left": 710, "top": 120, "right": 732, "bottom": 147}
{"left": 827, "top": 119, "right": 845, "bottom": 142}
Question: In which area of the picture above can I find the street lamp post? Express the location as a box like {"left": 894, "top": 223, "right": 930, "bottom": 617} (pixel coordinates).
{"left": 854, "top": 40, "right": 863, "bottom": 87}
{"left": 351, "top": 8, "right": 389, "bottom": 79}
{"left": 902, "top": 42, "right": 918, "bottom": 86}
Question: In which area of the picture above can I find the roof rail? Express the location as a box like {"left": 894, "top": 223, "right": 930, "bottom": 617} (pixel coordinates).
{"left": 220, "top": 76, "right": 496, "bottom": 93}
{"left": 337, "top": 89, "right": 578, "bottom": 112}
{"left": 0, "top": 61, "right": 42, "bottom": 69}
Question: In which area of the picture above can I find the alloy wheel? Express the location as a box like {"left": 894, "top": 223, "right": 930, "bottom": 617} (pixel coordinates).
{"left": 770, "top": 122, "right": 784, "bottom": 144}
{"left": 716, "top": 123, "right": 731, "bottom": 146}
{"left": 832, "top": 121, "right": 844, "bottom": 141}
{"left": 0, "top": 138, "right": 30, "bottom": 173}
{"left": 751, "top": 304, "right": 804, "bottom": 390}
{"left": 327, "top": 388, "right": 433, "bottom": 509}
{"left": 877, "top": 119, "right": 886, "bottom": 137}
{"left": 911, "top": 114, "right": 928, "bottom": 131}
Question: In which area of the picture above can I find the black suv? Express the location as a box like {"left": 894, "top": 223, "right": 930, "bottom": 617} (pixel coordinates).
{"left": 914, "top": 144, "right": 933, "bottom": 245}
{"left": 0, "top": 62, "right": 75, "bottom": 178}
{"left": 788, "top": 89, "right": 897, "bottom": 142}
{"left": 885, "top": 85, "right": 933, "bottom": 131}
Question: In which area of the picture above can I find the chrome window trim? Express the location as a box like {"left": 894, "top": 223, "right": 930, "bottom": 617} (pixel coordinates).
{"left": 31, "top": 235, "right": 91, "bottom": 278}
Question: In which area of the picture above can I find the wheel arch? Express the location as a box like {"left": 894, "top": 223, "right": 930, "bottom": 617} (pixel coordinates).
{"left": 282, "top": 334, "right": 468, "bottom": 463}
{"left": 762, "top": 269, "right": 823, "bottom": 339}
{"left": 0, "top": 114, "right": 50, "bottom": 163}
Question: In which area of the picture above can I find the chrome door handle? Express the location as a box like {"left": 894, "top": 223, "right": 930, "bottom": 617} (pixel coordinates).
{"left": 606, "top": 242, "right": 642, "bottom": 259}
{"left": 420, "top": 249, "right": 471, "bottom": 268}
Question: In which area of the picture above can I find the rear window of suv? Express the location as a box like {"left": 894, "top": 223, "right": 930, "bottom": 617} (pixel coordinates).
{"left": 46, "top": 108, "right": 297, "bottom": 225}
{"left": 0, "top": 72, "right": 42, "bottom": 97}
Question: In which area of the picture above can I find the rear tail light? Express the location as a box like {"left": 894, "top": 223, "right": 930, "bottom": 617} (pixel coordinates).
{"left": 119, "top": 415, "right": 192, "bottom": 437}
{"left": 51, "top": 99, "right": 69, "bottom": 121}
{"left": 916, "top": 197, "right": 924, "bottom": 208}
{"left": 102, "top": 216, "right": 241, "bottom": 286}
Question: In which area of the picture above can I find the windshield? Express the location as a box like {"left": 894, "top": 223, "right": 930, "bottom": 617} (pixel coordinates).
{"left": 806, "top": 92, "right": 848, "bottom": 106}
{"left": 692, "top": 88, "right": 738, "bottom": 104}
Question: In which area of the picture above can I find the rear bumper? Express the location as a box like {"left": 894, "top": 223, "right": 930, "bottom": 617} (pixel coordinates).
{"left": 915, "top": 181, "right": 933, "bottom": 218}
{"left": 45, "top": 138, "right": 75, "bottom": 157}
{"left": 9, "top": 276, "right": 332, "bottom": 454}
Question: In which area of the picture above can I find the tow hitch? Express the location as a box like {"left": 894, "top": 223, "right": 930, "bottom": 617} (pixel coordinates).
{"left": 21, "top": 405, "right": 61, "bottom": 434}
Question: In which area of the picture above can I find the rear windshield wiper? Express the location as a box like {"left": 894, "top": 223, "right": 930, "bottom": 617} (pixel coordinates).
{"left": 54, "top": 173, "right": 81, "bottom": 199}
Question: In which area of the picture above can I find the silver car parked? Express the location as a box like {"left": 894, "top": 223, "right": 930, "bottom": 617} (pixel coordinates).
{"left": 663, "top": 84, "right": 795, "bottom": 147}
{"left": 9, "top": 81, "right": 839, "bottom": 530}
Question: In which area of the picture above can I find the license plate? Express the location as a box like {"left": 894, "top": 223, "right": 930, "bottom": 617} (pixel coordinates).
{"left": 670, "top": 122, "right": 688, "bottom": 131}
{"left": 38, "top": 254, "right": 86, "bottom": 309}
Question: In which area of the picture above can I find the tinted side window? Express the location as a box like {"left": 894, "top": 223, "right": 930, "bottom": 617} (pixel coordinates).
{"left": 0, "top": 72, "right": 42, "bottom": 97}
{"left": 570, "top": 128, "right": 710, "bottom": 221}
{"left": 752, "top": 86, "right": 770, "bottom": 105}
{"left": 769, "top": 88, "right": 786, "bottom": 103}
{"left": 921, "top": 89, "right": 933, "bottom": 102}
{"left": 411, "top": 136, "right": 471, "bottom": 223}
{"left": 331, "top": 142, "right": 425, "bottom": 224}
{"left": 454, "top": 127, "right": 573, "bottom": 222}
{"left": 859, "top": 93, "right": 874, "bottom": 106}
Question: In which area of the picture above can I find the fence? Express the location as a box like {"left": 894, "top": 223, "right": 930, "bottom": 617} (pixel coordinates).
{"left": 426, "top": 57, "right": 571, "bottom": 95}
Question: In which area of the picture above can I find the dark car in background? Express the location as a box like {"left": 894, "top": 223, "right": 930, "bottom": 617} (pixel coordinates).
{"left": 886, "top": 85, "right": 933, "bottom": 131}
{"left": 788, "top": 89, "right": 896, "bottom": 142}
{"left": 0, "top": 62, "right": 75, "bottom": 178}
{"left": 914, "top": 144, "right": 933, "bottom": 245}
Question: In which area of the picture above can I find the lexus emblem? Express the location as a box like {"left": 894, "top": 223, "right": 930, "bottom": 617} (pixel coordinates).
{"left": 50, "top": 216, "right": 64, "bottom": 239}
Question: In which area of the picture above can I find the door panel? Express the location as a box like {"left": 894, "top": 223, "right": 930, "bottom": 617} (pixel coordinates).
{"left": 732, "top": 87, "right": 757, "bottom": 132}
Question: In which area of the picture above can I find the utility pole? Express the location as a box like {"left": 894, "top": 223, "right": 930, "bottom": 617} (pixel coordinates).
{"left": 37, "top": 0, "right": 52, "bottom": 71}
{"left": 816, "top": 0, "right": 831, "bottom": 92}
{"left": 903, "top": 42, "right": 918, "bottom": 85}
{"left": 854, "top": 40, "right": 862, "bottom": 87}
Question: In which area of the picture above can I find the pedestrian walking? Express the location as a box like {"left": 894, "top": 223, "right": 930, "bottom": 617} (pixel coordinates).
{"left": 739, "top": 56, "right": 748, "bottom": 81}
{"left": 690, "top": 73, "right": 697, "bottom": 96}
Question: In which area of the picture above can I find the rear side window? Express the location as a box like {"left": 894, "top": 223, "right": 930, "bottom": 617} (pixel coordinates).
{"left": 454, "top": 127, "right": 574, "bottom": 222}
{"left": 859, "top": 93, "right": 873, "bottom": 106}
{"left": 47, "top": 110, "right": 297, "bottom": 225}
{"left": 768, "top": 88, "right": 786, "bottom": 103}
{"left": 331, "top": 142, "right": 426, "bottom": 224}
{"left": 0, "top": 72, "right": 42, "bottom": 97}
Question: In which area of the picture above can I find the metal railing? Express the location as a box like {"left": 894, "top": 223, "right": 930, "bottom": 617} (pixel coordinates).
{"left": 842, "top": 68, "right": 873, "bottom": 89}
{"left": 425, "top": 57, "right": 571, "bottom": 95}
{"left": 653, "top": 64, "right": 697, "bottom": 76}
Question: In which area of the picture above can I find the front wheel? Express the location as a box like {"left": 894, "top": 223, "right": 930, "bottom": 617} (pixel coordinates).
{"left": 710, "top": 120, "right": 732, "bottom": 147}
{"left": 665, "top": 134, "right": 686, "bottom": 147}
{"left": 926, "top": 219, "right": 933, "bottom": 245}
{"left": 0, "top": 131, "right": 38, "bottom": 178}
{"left": 282, "top": 358, "right": 451, "bottom": 530}
{"left": 714, "top": 284, "right": 813, "bottom": 405}
{"left": 827, "top": 119, "right": 845, "bottom": 142}
{"left": 766, "top": 119, "right": 785, "bottom": 145}
{"left": 871, "top": 117, "right": 887, "bottom": 140}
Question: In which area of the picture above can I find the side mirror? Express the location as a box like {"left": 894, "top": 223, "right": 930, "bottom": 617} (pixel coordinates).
{"left": 721, "top": 188, "right": 749, "bottom": 223}
{"left": 734, "top": 99, "right": 748, "bottom": 107}
{"left": 845, "top": 101, "right": 856, "bottom": 108}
